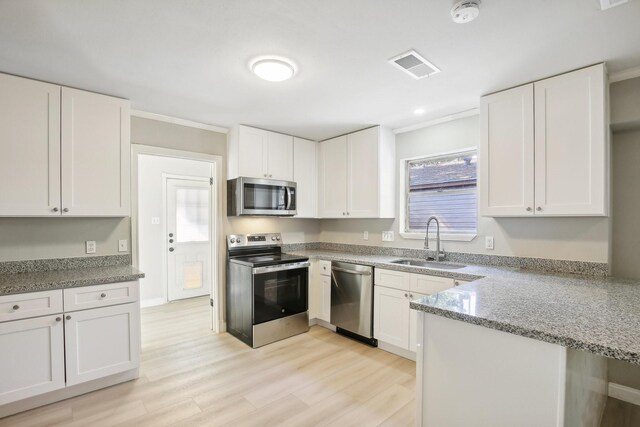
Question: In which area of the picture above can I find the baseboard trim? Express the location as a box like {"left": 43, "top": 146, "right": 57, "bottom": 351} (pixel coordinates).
{"left": 608, "top": 382, "right": 640, "bottom": 406}
{"left": 140, "top": 298, "right": 166, "bottom": 308}
{"left": 0, "top": 369, "right": 139, "bottom": 418}
{"left": 310, "top": 318, "right": 336, "bottom": 331}
{"left": 378, "top": 341, "right": 416, "bottom": 361}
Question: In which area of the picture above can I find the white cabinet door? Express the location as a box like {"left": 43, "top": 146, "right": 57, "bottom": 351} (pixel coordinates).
{"left": 61, "top": 88, "right": 130, "bottom": 216}
{"left": 237, "top": 126, "right": 267, "bottom": 179}
{"left": 319, "top": 275, "right": 332, "bottom": 323}
{"left": 374, "top": 286, "right": 410, "bottom": 349}
{"left": 267, "top": 132, "right": 294, "bottom": 181}
{"left": 347, "top": 127, "right": 380, "bottom": 218}
{"left": 319, "top": 136, "right": 348, "bottom": 218}
{"left": 534, "top": 64, "right": 607, "bottom": 216}
{"left": 479, "top": 84, "right": 535, "bottom": 217}
{"left": 64, "top": 303, "right": 140, "bottom": 386}
{"left": 293, "top": 137, "right": 317, "bottom": 218}
{"left": 0, "top": 315, "right": 65, "bottom": 405}
{"left": 308, "top": 261, "right": 320, "bottom": 320}
{"left": 409, "top": 292, "right": 427, "bottom": 352}
{"left": 0, "top": 73, "right": 61, "bottom": 216}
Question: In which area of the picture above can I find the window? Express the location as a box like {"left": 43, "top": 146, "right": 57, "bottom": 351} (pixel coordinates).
{"left": 404, "top": 150, "right": 477, "bottom": 236}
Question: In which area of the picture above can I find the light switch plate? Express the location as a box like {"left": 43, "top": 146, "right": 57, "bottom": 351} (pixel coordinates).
{"left": 118, "top": 240, "right": 128, "bottom": 252}
{"left": 485, "top": 236, "right": 494, "bottom": 250}
{"left": 86, "top": 241, "right": 96, "bottom": 254}
{"left": 382, "top": 231, "right": 395, "bottom": 242}
{"left": 363, "top": 231, "right": 369, "bottom": 241}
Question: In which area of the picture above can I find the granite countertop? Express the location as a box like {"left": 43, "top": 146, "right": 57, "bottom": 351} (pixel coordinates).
{"left": 0, "top": 264, "right": 145, "bottom": 296}
{"left": 288, "top": 249, "right": 640, "bottom": 365}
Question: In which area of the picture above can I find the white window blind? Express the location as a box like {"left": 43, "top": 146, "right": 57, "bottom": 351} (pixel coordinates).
{"left": 406, "top": 150, "right": 477, "bottom": 234}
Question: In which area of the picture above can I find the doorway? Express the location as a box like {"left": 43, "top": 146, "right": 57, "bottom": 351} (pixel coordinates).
{"left": 132, "top": 145, "right": 223, "bottom": 333}
{"left": 166, "top": 176, "right": 212, "bottom": 302}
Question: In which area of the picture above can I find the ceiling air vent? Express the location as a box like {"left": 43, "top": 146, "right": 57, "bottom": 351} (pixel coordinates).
{"left": 600, "top": 0, "right": 628, "bottom": 10}
{"left": 389, "top": 50, "right": 440, "bottom": 80}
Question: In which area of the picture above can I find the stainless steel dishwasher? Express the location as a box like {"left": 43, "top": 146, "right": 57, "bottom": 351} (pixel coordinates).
{"left": 330, "top": 261, "right": 377, "bottom": 346}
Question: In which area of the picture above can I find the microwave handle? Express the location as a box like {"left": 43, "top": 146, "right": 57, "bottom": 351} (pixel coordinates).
{"left": 285, "top": 187, "right": 292, "bottom": 210}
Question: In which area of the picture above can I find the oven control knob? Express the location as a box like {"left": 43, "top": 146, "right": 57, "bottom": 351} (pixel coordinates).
{"left": 276, "top": 236, "right": 281, "bottom": 241}
{"left": 271, "top": 236, "right": 276, "bottom": 241}
{"left": 236, "top": 238, "right": 242, "bottom": 243}
{"left": 230, "top": 238, "right": 236, "bottom": 244}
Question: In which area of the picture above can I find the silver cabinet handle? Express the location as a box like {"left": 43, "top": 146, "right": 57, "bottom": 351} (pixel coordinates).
{"left": 526, "top": 207, "right": 532, "bottom": 212}
{"left": 55, "top": 317, "right": 62, "bottom": 322}
{"left": 346, "top": 212, "right": 350, "bottom": 215}
{"left": 263, "top": 174, "right": 267, "bottom": 177}
{"left": 169, "top": 247, "right": 174, "bottom": 252}
{"left": 536, "top": 207, "right": 542, "bottom": 211}
{"left": 52, "top": 207, "right": 59, "bottom": 212}
{"left": 454, "top": 281, "right": 460, "bottom": 286}
{"left": 65, "top": 315, "right": 71, "bottom": 320}
{"left": 269, "top": 174, "right": 272, "bottom": 178}
{"left": 342, "top": 212, "right": 346, "bottom": 216}
{"left": 100, "top": 293, "right": 106, "bottom": 298}
{"left": 63, "top": 208, "right": 69, "bottom": 213}
{"left": 404, "top": 293, "right": 408, "bottom": 298}
{"left": 12, "top": 304, "right": 19, "bottom": 310}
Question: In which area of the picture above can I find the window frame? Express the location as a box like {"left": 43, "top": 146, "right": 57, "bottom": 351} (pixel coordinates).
{"left": 399, "top": 147, "right": 478, "bottom": 242}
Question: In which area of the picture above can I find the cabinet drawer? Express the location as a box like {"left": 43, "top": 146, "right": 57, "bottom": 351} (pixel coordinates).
{"left": 374, "top": 268, "right": 410, "bottom": 291}
{"left": 0, "top": 290, "right": 63, "bottom": 323}
{"left": 410, "top": 274, "right": 454, "bottom": 295}
{"left": 319, "top": 260, "right": 331, "bottom": 276}
{"left": 64, "top": 281, "right": 139, "bottom": 312}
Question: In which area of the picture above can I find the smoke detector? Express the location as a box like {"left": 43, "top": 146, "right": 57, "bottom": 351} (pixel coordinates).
{"left": 451, "top": 0, "right": 481, "bottom": 24}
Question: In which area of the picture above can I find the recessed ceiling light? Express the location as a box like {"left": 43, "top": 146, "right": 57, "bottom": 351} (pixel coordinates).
{"left": 451, "top": 0, "right": 481, "bottom": 24}
{"left": 250, "top": 56, "right": 296, "bottom": 82}
{"left": 414, "top": 108, "right": 425, "bottom": 115}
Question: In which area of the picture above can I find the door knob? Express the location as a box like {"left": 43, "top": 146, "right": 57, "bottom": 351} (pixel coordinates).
{"left": 169, "top": 233, "right": 174, "bottom": 237}
{"left": 100, "top": 293, "right": 106, "bottom": 298}
{"left": 63, "top": 208, "right": 69, "bottom": 213}
{"left": 55, "top": 317, "right": 62, "bottom": 322}
{"left": 12, "top": 305, "right": 19, "bottom": 310}
{"left": 52, "top": 207, "right": 59, "bottom": 212}
{"left": 526, "top": 207, "right": 532, "bottom": 212}
{"left": 169, "top": 239, "right": 174, "bottom": 243}
{"left": 65, "top": 315, "right": 71, "bottom": 320}
{"left": 169, "top": 247, "right": 174, "bottom": 252}
{"left": 536, "top": 207, "right": 542, "bottom": 211}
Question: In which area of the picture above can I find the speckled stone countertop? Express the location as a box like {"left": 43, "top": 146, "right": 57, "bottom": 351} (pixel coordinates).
{"left": 288, "top": 249, "right": 640, "bottom": 364}
{"left": 0, "top": 257, "right": 145, "bottom": 296}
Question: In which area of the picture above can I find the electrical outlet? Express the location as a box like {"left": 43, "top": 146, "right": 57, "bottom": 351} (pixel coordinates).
{"left": 485, "top": 236, "right": 494, "bottom": 250}
{"left": 363, "top": 231, "right": 369, "bottom": 241}
{"left": 382, "top": 231, "right": 395, "bottom": 242}
{"left": 86, "top": 241, "right": 96, "bottom": 254}
{"left": 151, "top": 217, "right": 160, "bottom": 225}
{"left": 118, "top": 239, "right": 128, "bottom": 252}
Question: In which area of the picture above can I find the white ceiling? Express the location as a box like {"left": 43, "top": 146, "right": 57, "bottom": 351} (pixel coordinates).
{"left": 0, "top": 0, "right": 639, "bottom": 140}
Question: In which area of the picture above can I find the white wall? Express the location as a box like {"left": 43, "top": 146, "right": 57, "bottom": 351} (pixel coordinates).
{"left": 320, "top": 115, "right": 611, "bottom": 263}
{"left": 137, "top": 155, "right": 214, "bottom": 304}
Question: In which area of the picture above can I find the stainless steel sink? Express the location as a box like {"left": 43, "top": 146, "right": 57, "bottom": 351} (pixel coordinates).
{"left": 389, "top": 259, "right": 466, "bottom": 270}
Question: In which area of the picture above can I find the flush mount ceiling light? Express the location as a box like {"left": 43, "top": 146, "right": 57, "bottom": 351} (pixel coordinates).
{"left": 250, "top": 56, "right": 296, "bottom": 82}
{"left": 451, "top": 0, "right": 481, "bottom": 24}
{"left": 414, "top": 108, "right": 426, "bottom": 115}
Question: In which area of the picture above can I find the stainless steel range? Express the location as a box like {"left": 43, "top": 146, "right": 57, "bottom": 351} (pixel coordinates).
{"left": 226, "top": 233, "right": 309, "bottom": 348}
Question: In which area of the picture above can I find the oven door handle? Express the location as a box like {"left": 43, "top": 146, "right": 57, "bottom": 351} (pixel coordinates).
{"left": 252, "top": 261, "right": 310, "bottom": 275}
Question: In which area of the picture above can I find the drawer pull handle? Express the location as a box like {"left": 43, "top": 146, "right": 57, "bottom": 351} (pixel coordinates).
{"left": 55, "top": 317, "right": 62, "bottom": 322}
{"left": 404, "top": 293, "right": 408, "bottom": 298}
{"left": 65, "top": 315, "right": 71, "bottom": 320}
{"left": 12, "top": 305, "right": 19, "bottom": 310}
{"left": 100, "top": 293, "right": 107, "bottom": 298}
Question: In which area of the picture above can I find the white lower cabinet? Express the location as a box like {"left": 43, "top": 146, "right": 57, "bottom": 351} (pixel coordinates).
{"left": 308, "top": 260, "right": 331, "bottom": 324}
{"left": 374, "top": 268, "right": 466, "bottom": 358}
{"left": 64, "top": 302, "right": 140, "bottom": 386}
{"left": 0, "top": 315, "right": 65, "bottom": 405}
{"left": 0, "top": 281, "right": 140, "bottom": 412}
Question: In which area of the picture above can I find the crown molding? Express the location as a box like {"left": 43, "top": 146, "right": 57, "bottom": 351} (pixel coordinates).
{"left": 131, "top": 110, "right": 228, "bottom": 134}
{"left": 393, "top": 109, "right": 479, "bottom": 134}
{"left": 609, "top": 66, "right": 640, "bottom": 83}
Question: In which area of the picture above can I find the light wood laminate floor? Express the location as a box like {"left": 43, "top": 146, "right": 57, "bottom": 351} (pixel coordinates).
{"left": 1, "top": 296, "right": 416, "bottom": 427}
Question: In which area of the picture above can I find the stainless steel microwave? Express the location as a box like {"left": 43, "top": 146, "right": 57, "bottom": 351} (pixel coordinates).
{"left": 227, "top": 177, "right": 297, "bottom": 216}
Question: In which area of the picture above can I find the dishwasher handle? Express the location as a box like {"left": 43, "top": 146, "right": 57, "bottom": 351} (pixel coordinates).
{"left": 331, "top": 266, "right": 372, "bottom": 276}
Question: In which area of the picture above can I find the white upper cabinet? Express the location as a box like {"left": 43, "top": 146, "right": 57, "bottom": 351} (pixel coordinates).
{"left": 0, "top": 74, "right": 61, "bottom": 216}
{"left": 479, "top": 64, "right": 608, "bottom": 217}
{"left": 318, "top": 135, "right": 349, "bottom": 218}
{"left": 0, "top": 73, "right": 131, "bottom": 217}
{"left": 229, "top": 125, "right": 293, "bottom": 181}
{"left": 318, "top": 126, "right": 395, "bottom": 219}
{"left": 534, "top": 65, "right": 607, "bottom": 216}
{"left": 480, "top": 84, "right": 535, "bottom": 216}
{"left": 61, "top": 88, "right": 130, "bottom": 216}
{"left": 293, "top": 137, "right": 318, "bottom": 218}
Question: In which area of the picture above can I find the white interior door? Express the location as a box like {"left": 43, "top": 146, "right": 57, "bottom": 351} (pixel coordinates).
{"left": 166, "top": 177, "right": 212, "bottom": 301}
